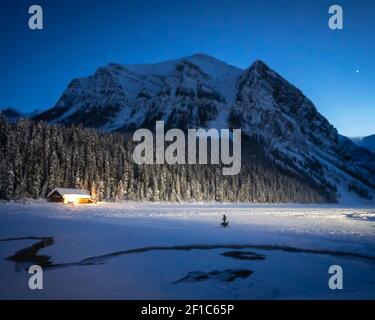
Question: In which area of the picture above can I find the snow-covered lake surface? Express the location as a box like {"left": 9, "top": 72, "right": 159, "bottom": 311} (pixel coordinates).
{"left": 0, "top": 201, "right": 375, "bottom": 299}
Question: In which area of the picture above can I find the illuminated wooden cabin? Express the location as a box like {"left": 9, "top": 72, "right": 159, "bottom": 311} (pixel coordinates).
{"left": 47, "top": 188, "right": 93, "bottom": 204}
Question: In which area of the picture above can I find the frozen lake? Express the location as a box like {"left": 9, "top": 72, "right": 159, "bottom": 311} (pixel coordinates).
{"left": 0, "top": 201, "right": 375, "bottom": 299}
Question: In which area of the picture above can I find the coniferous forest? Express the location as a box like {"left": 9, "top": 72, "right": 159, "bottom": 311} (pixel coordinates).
{"left": 0, "top": 116, "right": 334, "bottom": 203}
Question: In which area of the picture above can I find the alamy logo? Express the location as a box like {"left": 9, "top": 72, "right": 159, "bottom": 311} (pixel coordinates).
{"left": 328, "top": 265, "right": 343, "bottom": 290}
{"left": 328, "top": 5, "right": 343, "bottom": 30}
{"left": 28, "top": 5, "right": 44, "bottom": 30}
{"left": 133, "top": 121, "right": 241, "bottom": 176}
{"left": 28, "top": 265, "right": 43, "bottom": 290}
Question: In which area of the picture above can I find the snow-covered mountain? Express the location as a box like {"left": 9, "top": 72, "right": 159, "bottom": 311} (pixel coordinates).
{"left": 33, "top": 53, "right": 375, "bottom": 202}
{"left": 35, "top": 54, "right": 242, "bottom": 131}
{"left": 339, "top": 135, "right": 375, "bottom": 174}
{"left": 351, "top": 135, "right": 375, "bottom": 153}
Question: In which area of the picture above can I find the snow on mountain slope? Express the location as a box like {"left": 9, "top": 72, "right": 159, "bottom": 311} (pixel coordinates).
{"left": 228, "top": 61, "right": 374, "bottom": 203}
{"left": 34, "top": 54, "right": 242, "bottom": 131}
{"left": 124, "top": 53, "right": 241, "bottom": 102}
{"left": 32, "top": 54, "right": 375, "bottom": 203}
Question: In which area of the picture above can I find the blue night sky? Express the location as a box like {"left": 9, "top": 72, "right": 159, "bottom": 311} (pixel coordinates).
{"left": 0, "top": 0, "right": 374, "bottom": 137}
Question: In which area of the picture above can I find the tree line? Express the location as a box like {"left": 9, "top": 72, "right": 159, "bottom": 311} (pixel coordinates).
{"left": 0, "top": 116, "right": 334, "bottom": 203}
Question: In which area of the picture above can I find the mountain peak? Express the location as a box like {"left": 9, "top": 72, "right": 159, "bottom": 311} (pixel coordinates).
{"left": 248, "top": 59, "right": 270, "bottom": 73}
{"left": 184, "top": 53, "right": 226, "bottom": 64}
{"left": 237, "top": 59, "right": 273, "bottom": 85}
{"left": 188, "top": 53, "right": 216, "bottom": 60}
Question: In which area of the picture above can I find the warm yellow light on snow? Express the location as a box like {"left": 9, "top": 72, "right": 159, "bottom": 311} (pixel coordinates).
{"left": 63, "top": 195, "right": 90, "bottom": 204}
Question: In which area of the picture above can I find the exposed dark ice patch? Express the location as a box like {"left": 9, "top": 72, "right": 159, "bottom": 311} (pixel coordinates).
{"left": 0, "top": 236, "right": 49, "bottom": 242}
{"left": 173, "top": 269, "right": 253, "bottom": 284}
{"left": 2, "top": 237, "right": 375, "bottom": 273}
{"left": 345, "top": 213, "right": 375, "bottom": 222}
{"left": 5, "top": 237, "right": 54, "bottom": 271}
{"left": 221, "top": 251, "right": 266, "bottom": 261}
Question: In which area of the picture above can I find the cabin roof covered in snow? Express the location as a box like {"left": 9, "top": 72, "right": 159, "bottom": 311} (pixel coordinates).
{"left": 47, "top": 188, "right": 91, "bottom": 198}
